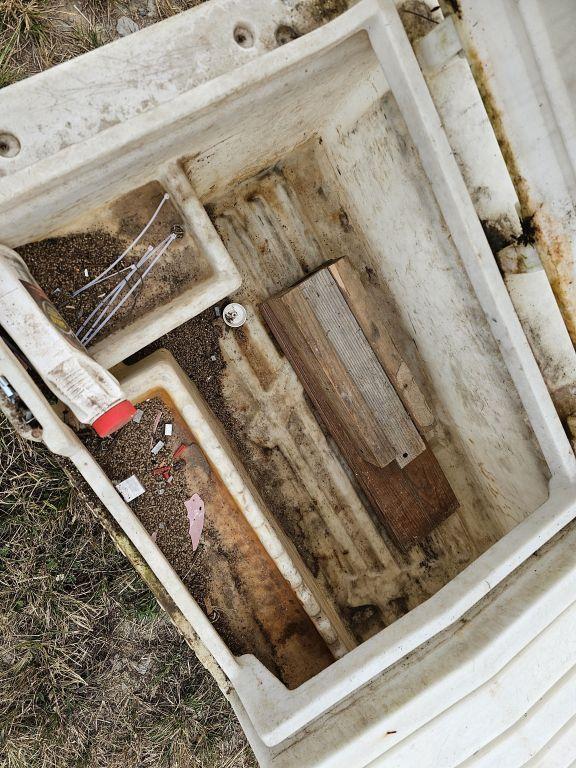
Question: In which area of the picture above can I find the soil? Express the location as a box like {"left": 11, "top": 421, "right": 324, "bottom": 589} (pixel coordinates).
{"left": 81, "top": 394, "right": 333, "bottom": 689}
{"left": 125, "top": 310, "right": 327, "bottom": 582}
{"left": 20, "top": 230, "right": 131, "bottom": 338}
{"left": 18, "top": 181, "right": 207, "bottom": 346}
{"left": 126, "top": 309, "right": 237, "bottom": 433}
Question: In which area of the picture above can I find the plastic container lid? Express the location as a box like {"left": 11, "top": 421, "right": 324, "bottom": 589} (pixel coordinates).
{"left": 222, "top": 302, "right": 247, "bottom": 327}
{"left": 92, "top": 400, "right": 137, "bottom": 437}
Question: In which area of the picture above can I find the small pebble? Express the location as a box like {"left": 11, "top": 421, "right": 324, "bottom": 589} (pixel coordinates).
{"left": 138, "top": 7, "right": 148, "bottom": 17}
{"left": 134, "top": 655, "right": 153, "bottom": 675}
{"left": 117, "top": 16, "right": 139, "bottom": 36}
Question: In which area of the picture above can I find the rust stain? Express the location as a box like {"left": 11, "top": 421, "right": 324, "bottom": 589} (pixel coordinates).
{"left": 466, "top": 45, "right": 576, "bottom": 341}
{"left": 111, "top": 387, "right": 333, "bottom": 689}
{"left": 465, "top": 47, "right": 531, "bottom": 209}
{"left": 531, "top": 207, "right": 576, "bottom": 339}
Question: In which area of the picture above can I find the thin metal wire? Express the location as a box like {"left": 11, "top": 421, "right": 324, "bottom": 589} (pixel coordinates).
{"left": 82, "top": 234, "right": 176, "bottom": 345}
{"left": 77, "top": 245, "right": 156, "bottom": 343}
{"left": 76, "top": 263, "right": 139, "bottom": 340}
{"left": 71, "top": 193, "right": 170, "bottom": 297}
{"left": 86, "top": 265, "right": 134, "bottom": 289}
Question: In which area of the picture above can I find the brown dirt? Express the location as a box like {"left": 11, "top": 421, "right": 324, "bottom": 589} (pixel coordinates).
{"left": 125, "top": 311, "right": 326, "bottom": 583}
{"left": 125, "top": 308, "right": 243, "bottom": 449}
{"left": 20, "top": 230, "right": 130, "bottom": 336}
{"left": 398, "top": 0, "right": 439, "bottom": 43}
{"left": 0, "top": 1, "right": 208, "bottom": 90}
{"left": 81, "top": 394, "right": 333, "bottom": 689}
{"left": 309, "top": 0, "right": 349, "bottom": 23}
{"left": 18, "top": 181, "right": 207, "bottom": 345}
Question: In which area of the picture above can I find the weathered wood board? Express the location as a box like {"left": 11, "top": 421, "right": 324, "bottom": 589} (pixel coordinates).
{"left": 261, "top": 264, "right": 458, "bottom": 550}
{"left": 328, "top": 259, "right": 435, "bottom": 433}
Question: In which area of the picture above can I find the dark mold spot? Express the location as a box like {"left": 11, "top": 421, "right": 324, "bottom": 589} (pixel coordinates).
{"left": 518, "top": 214, "right": 537, "bottom": 246}
{"left": 275, "top": 24, "right": 300, "bottom": 46}
{"left": 480, "top": 219, "right": 514, "bottom": 255}
{"left": 444, "top": 0, "right": 462, "bottom": 18}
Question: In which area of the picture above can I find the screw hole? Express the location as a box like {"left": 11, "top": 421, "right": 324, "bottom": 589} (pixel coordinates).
{"left": 275, "top": 24, "right": 299, "bottom": 46}
{"left": 233, "top": 24, "right": 254, "bottom": 48}
{"left": 0, "top": 133, "right": 20, "bottom": 158}
{"left": 402, "top": 452, "right": 408, "bottom": 459}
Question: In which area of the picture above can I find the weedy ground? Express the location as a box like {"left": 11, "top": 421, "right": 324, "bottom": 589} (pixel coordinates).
{"left": 0, "top": 417, "right": 255, "bottom": 767}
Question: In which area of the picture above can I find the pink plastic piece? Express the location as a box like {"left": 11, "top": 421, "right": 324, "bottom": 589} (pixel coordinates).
{"left": 185, "top": 494, "right": 205, "bottom": 551}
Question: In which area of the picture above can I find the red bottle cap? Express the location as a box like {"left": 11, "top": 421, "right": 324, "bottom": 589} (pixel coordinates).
{"left": 92, "top": 400, "right": 137, "bottom": 437}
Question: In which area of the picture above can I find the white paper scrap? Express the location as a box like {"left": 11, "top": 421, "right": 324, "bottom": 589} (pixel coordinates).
{"left": 164, "top": 423, "right": 173, "bottom": 436}
{"left": 116, "top": 475, "right": 145, "bottom": 502}
{"left": 151, "top": 440, "right": 165, "bottom": 455}
{"left": 132, "top": 409, "right": 143, "bottom": 424}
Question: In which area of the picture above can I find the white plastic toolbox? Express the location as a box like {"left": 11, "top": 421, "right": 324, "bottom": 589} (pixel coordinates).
{"left": 2, "top": 0, "right": 576, "bottom": 765}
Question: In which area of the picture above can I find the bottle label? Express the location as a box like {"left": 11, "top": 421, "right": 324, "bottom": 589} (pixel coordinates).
{"left": 20, "top": 279, "right": 85, "bottom": 352}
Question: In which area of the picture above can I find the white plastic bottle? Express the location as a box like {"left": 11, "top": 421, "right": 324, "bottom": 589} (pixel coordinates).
{"left": 0, "top": 244, "right": 136, "bottom": 437}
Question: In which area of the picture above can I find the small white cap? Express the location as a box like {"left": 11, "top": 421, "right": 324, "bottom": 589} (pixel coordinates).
{"left": 222, "top": 302, "right": 247, "bottom": 328}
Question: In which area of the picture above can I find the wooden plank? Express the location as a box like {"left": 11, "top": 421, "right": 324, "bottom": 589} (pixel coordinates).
{"left": 329, "top": 259, "right": 435, "bottom": 433}
{"left": 261, "top": 268, "right": 459, "bottom": 551}
{"left": 299, "top": 269, "right": 424, "bottom": 467}
{"left": 280, "top": 287, "right": 396, "bottom": 469}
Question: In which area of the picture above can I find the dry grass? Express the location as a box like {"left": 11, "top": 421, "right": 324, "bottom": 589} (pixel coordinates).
{"left": 0, "top": 0, "right": 52, "bottom": 42}
{"left": 68, "top": 6, "right": 111, "bottom": 55}
{"left": 0, "top": 418, "right": 255, "bottom": 767}
{"left": 0, "top": 0, "right": 55, "bottom": 83}
{"left": 0, "top": 64, "right": 18, "bottom": 86}
{"left": 155, "top": 0, "right": 205, "bottom": 19}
